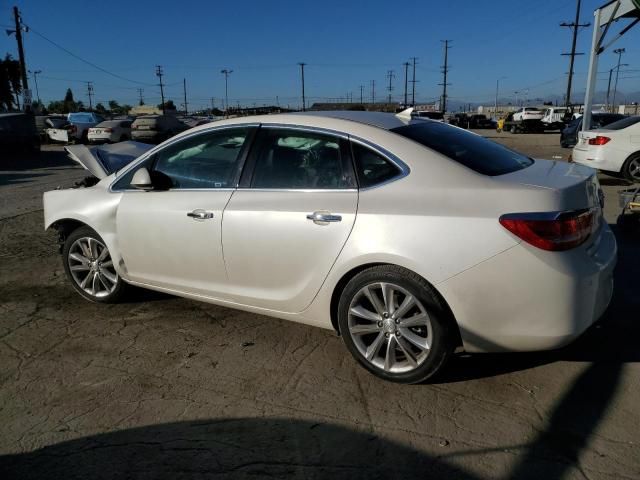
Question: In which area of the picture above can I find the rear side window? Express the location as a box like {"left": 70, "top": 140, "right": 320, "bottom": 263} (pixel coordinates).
{"left": 602, "top": 116, "right": 640, "bottom": 130}
{"left": 351, "top": 142, "right": 400, "bottom": 188}
{"left": 391, "top": 122, "right": 533, "bottom": 176}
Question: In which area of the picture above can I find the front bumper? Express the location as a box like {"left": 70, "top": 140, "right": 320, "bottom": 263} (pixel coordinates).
{"left": 437, "top": 222, "right": 617, "bottom": 353}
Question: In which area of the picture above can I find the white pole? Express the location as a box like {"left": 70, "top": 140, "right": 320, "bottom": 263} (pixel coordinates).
{"left": 582, "top": 8, "right": 601, "bottom": 132}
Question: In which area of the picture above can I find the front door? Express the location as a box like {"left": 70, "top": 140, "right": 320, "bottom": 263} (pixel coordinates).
{"left": 222, "top": 127, "right": 358, "bottom": 312}
{"left": 115, "top": 126, "right": 254, "bottom": 296}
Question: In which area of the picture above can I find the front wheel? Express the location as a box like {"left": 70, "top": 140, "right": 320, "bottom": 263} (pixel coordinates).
{"left": 338, "top": 265, "right": 456, "bottom": 384}
{"left": 62, "top": 226, "right": 128, "bottom": 303}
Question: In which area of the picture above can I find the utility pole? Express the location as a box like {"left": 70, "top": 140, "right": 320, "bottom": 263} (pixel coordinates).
{"left": 28, "top": 69, "right": 41, "bottom": 104}
{"left": 12, "top": 6, "right": 29, "bottom": 110}
{"left": 359, "top": 85, "right": 364, "bottom": 104}
{"left": 495, "top": 76, "right": 506, "bottom": 119}
{"left": 403, "top": 61, "right": 410, "bottom": 107}
{"left": 183, "top": 78, "right": 188, "bottom": 115}
{"left": 220, "top": 69, "right": 232, "bottom": 115}
{"left": 210, "top": 97, "right": 215, "bottom": 113}
{"left": 370, "top": 80, "right": 376, "bottom": 104}
{"left": 439, "top": 41, "right": 452, "bottom": 114}
{"left": 298, "top": 62, "right": 306, "bottom": 111}
{"left": 561, "top": 0, "right": 590, "bottom": 107}
{"left": 386, "top": 70, "right": 395, "bottom": 104}
{"left": 137, "top": 88, "right": 144, "bottom": 105}
{"left": 156, "top": 65, "right": 165, "bottom": 114}
{"left": 410, "top": 57, "right": 418, "bottom": 106}
{"left": 86, "top": 81, "right": 94, "bottom": 110}
{"left": 612, "top": 48, "right": 626, "bottom": 112}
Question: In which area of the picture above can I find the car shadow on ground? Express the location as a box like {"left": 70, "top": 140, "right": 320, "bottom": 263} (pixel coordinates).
{"left": 0, "top": 356, "right": 625, "bottom": 480}
{"left": 2, "top": 148, "right": 75, "bottom": 172}
{"left": 0, "top": 172, "right": 51, "bottom": 187}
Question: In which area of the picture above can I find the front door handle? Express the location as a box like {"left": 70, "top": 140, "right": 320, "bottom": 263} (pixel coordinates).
{"left": 187, "top": 209, "right": 214, "bottom": 220}
{"left": 306, "top": 211, "right": 342, "bottom": 224}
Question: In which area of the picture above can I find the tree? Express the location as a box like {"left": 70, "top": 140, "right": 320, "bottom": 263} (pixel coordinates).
{"left": 63, "top": 88, "right": 77, "bottom": 112}
{"left": 95, "top": 103, "right": 107, "bottom": 115}
{"left": 108, "top": 99, "right": 120, "bottom": 112}
{"left": 158, "top": 99, "right": 176, "bottom": 111}
{"left": 0, "top": 54, "right": 22, "bottom": 111}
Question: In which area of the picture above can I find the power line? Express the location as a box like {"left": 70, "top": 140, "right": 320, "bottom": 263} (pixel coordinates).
{"left": 156, "top": 65, "right": 165, "bottom": 113}
{"left": 410, "top": 57, "right": 418, "bottom": 107}
{"left": 439, "top": 41, "right": 452, "bottom": 113}
{"left": 560, "top": 0, "right": 590, "bottom": 106}
{"left": 386, "top": 70, "right": 395, "bottom": 103}
{"left": 298, "top": 63, "right": 306, "bottom": 111}
{"left": 26, "top": 24, "right": 154, "bottom": 86}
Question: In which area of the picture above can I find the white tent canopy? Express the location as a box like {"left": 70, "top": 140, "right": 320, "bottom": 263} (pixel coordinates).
{"left": 582, "top": 0, "right": 640, "bottom": 131}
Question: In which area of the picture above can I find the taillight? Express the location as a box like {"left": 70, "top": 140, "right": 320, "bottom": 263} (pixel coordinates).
{"left": 68, "top": 125, "right": 77, "bottom": 134}
{"left": 104, "top": 128, "right": 113, "bottom": 133}
{"left": 588, "top": 136, "right": 610, "bottom": 145}
{"left": 499, "top": 210, "right": 595, "bottom": 251}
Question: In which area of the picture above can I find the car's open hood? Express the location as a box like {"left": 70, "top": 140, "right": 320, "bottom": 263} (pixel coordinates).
{"left": 65, "top": 141, "right": 153, "bottom": 179}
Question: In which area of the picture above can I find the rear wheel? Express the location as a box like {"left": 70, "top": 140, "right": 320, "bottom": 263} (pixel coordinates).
{"left": 622, "top": 153, "right": 640, "bottom": 182}
{"left": 62, "top": 226, "right": 128, "bottom": 303}
{"left": 338, "top": 265, "right": 456, "bottom": 384}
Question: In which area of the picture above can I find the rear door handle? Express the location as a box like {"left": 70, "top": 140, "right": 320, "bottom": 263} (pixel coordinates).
{"left": 187, "top": 209, "right": 214, "bottom": 220}
{"left": 307, "top": 211, "right": 342, "bottom": 224}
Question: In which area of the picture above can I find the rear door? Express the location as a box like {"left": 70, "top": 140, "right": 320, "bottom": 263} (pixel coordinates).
{"left": 221, "top": 126, "right": 358, "bottom": 312}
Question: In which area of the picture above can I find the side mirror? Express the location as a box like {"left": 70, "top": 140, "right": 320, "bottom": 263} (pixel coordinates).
{"left": 130, "top": 167, "right": 153, "bottom": 191}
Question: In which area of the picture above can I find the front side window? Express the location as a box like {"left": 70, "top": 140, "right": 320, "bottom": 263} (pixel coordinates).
{"left": 153, "top": 127, "right": 250, "bottom": 189}
{"left": 250, "top": 129, "right": 355, "bottom": 189}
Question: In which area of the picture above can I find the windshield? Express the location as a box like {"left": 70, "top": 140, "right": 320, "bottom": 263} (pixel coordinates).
{"left": 602, "top": 116, "right": 640, "bottom": 131}
{"left": 68, "top": 113, "right": 95, "bottom": 123}
{"left": 391, "top": 122, "right": 533, "bottom": 176}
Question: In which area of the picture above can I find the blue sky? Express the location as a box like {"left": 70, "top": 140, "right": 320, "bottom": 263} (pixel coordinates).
{"left": 1, "top": 0, "right": 639, "bottom": 110}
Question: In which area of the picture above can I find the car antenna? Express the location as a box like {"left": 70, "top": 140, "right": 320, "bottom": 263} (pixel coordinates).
{"left": 395, "top": 107, "right": 414, "bottom": 121}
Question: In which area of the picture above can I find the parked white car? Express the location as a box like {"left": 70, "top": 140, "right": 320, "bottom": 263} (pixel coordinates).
{"left": 45, "top": 112, "right": 105, "bottom": 144}
{"left": 43, "top": 110, "right": 616, "bottom": 383}
{"left": 87, "top": 120, "right": 132, "bottom": 144}
{"left": 512, "top": 107, "right": 544, "bottom": 122}
{"left": 572, "top": 116, "right": 640, "bottom": 182}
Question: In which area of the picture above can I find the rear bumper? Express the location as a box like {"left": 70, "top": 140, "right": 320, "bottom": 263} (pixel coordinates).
{"left": 131, "top": 131, "right": 163, "bottom": 143}
{"left": 572, "top": 147, "right": 624, "bottom": 173}
{"left": 437, "top": 222, "right": 617, "bottom": 352}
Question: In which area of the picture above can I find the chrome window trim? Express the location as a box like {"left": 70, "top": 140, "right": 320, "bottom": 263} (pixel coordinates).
{"left": 235, "top": 188, "right": 358, "bottom": 193}
{"left": 109, "top": 121, "right": 411, "bottom": 193}
{"left": 108, "top": 123, "right": 260, "bottom": 193}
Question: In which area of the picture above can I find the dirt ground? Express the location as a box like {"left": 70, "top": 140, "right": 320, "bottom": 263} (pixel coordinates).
{"left": 0, "top": 134, "right": 639, "bottom": 480}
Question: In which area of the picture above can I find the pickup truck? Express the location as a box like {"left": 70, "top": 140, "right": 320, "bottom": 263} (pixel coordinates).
{"left": 512, "top": 107, "right": 544, "bottom": 122}
{"left": 505, "top": 108, "right": 545, "bottom": 133}
{"left": 541, "top": 107, "right": 569, "bottom": 130}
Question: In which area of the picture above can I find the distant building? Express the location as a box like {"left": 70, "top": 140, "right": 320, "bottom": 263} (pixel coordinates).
{"left": 618, "top": 103, "right": 640, "bottom": 115}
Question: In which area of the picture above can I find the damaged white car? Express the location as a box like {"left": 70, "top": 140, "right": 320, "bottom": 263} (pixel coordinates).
{"left": 44, "top": 111, "right": 616, "bottom": 383}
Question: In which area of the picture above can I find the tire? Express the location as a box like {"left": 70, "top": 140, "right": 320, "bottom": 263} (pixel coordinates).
{"left": 337, "top": 265, "right": 456, "bottom": 384}
{"left": 622, "top": 153, "right": 640, "bottom": 183}
{"left": 510, "top": 125, "right": 517, "bottom": 134}
{"left": 62, "top": 226, "right": 128, "bottom": 303}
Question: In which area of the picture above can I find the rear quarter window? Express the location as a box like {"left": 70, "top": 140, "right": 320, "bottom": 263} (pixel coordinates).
{"left": 602, "top": 116, "right": 640, "bottom": 131}
{"left": 392, "top": 122, "right": 533, "bottom": 176}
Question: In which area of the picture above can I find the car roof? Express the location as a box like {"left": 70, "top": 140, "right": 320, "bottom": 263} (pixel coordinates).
{"left": 290, "top": 110, "right": 426, "bottom": 130}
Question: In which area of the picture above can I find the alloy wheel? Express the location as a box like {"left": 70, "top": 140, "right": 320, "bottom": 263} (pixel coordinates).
{"left": 627, "top": 157, "right": 640, "bottom": 182}
{"left": 67, "top": 237, "right": 118, "bottom": 298}
{"left": 347, "top": 282, "right": 433, "bottom": 374}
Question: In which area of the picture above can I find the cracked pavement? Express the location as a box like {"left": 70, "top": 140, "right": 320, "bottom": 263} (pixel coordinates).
{"left": 0, "top": 138, "right": 639, "bottom": 479}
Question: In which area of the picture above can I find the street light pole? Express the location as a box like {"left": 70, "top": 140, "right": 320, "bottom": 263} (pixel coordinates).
{"left": 29, "top": 69, "right": 41, "bottom": 105}
{"left": 495, "top": 76, "right": 506, "bottom": 119}
{"left": 221, "top": 69, "right": 233, "bottom": 116}
{"left": 298, "top": 62, "right": 306, "bottom": 111}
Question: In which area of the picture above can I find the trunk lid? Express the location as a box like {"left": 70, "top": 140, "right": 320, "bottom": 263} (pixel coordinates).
{"left": 65, "top": 141, "right": 153, "bottom": 179}
{"left": 493, "top": 158, "right": 601, "bottom": 211}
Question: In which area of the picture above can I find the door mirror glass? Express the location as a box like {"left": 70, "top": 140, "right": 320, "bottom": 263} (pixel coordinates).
{"left": 130, "top": 167, "right": 153, "bottom": 190}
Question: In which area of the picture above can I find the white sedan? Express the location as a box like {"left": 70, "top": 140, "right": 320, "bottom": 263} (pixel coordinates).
{"left": 43, "top": 110, "right": 616, "bottom": 383}
{"left": 572, "top": 116, "right": 640, "bottom": 182}
{"left": 87, "top": 120, "right": 133, "bottom": 144}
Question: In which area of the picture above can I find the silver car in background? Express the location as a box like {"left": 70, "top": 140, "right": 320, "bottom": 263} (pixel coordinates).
{"left": 43, "top": 110, "right": 616, "bottom": 383}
